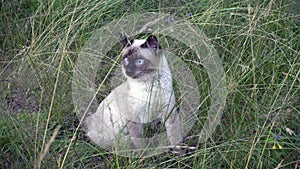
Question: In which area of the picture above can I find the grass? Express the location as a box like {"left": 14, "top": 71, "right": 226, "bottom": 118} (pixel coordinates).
{"left": 0, "top": 0, "right": 299, "bottom": 168}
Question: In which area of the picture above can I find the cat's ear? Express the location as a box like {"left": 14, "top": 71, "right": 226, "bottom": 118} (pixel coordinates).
{"left": 120, "top": 34, "right": 133, "bottom": 47}
{"left": 141, "top": 35, "right": 161, "bottom": 49}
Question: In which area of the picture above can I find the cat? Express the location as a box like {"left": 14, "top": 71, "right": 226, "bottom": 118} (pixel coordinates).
{"left": 83, "top": 35, "right": 182, "bottom": 150}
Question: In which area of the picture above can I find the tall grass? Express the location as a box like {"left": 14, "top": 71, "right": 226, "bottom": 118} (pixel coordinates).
{"left": 0, "top": 0, "right": 299, "bottom": 168}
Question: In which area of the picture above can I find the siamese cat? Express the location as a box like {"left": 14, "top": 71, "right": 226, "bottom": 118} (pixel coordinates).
{"left": 83, "top": 35, "right": 182, "bottom": 149}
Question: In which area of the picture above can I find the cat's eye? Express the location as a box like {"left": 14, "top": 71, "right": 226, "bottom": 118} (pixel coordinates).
{"left": 136, "top": 59, "right": 144, "bottom": 65}
{"left": 123, "top": 57, "right": 129, "bottom": 65}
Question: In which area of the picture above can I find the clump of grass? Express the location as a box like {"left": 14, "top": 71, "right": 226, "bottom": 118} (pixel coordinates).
{"left": 0, "top": 0, "right": 299, "bottom": 168}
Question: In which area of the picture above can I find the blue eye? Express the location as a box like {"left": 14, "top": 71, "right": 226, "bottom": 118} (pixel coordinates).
{"left": 123, "top": 58, "right": 129, "bottom": 65}
{"left": 136, "top": 59, "right": 144, "bottom": 65}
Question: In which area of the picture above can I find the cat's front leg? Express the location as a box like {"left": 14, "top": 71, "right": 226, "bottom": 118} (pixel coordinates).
{"left": 165, "top": 110, "right": 183, "bottom": 146}
{"left": 127, "top": 119, "right": 143, "bottom": 149}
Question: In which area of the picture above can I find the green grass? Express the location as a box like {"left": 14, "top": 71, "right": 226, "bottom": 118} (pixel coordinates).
{"left": 1, "top": 0, "right": 299, "bottom": 168}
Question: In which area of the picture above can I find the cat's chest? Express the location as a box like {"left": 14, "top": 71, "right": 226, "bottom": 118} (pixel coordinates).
{"left": 128, "top": 82, "right": 161, "bottom": 102}
{"left": 127, "top": 81, "right": 168, "bottom": 122}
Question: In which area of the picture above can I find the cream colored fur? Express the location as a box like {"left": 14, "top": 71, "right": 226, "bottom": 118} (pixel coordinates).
{"left": 85, "top": 38, "right": 182, "bottom": 149}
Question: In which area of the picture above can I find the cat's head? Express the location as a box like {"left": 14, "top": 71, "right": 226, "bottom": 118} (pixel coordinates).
{"left": 120, "top": 35, "right": 162, "bottom": 80}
